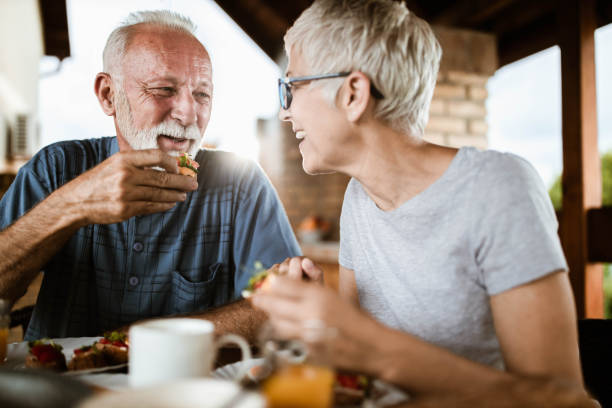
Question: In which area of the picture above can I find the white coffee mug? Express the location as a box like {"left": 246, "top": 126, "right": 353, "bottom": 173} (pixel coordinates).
{"left": 129, "top": 318, "right": 252, "bottom": 387}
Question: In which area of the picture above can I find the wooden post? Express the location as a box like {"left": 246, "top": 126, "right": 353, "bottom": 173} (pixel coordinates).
{"left": 557, "top": 0, "right": 603, "bottom": 318}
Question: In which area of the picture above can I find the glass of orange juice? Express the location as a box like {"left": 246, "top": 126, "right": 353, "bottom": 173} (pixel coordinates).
{"left": 263, "top": 362, "right": 335, "bottom": 408}
{"left": 0, "top": 299, "right": 9, "bottom": 363}
{"left": 260, "top": 320, "right": 337, "bottom": 408}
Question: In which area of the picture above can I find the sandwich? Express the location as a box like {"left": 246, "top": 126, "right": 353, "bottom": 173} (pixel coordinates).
{"left": 242, "top": 265, "right": 280, "bottom": 298}
{"left": 94, "top": 331, "right": 129, "bottom": 365}
{"left": 67, "top": 331, "right": 129, "bottom": 371}
{"left": 177, "top": 152, "right": 199, "bottom": 179}
{"left": 67, "top": 343, "right": 107, "bottom": 370}
{"left": 25, "top": 339, "right": 67, "bottom": 371}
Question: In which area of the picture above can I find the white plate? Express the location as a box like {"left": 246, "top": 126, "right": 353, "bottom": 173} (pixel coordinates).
{"left": 77, "top": 378, "right": 265, "bottom": 408}
{"left": 5, "top": 337, "right": 127, "bottom": 375}
{"left": 63, "top": 363, "right": 127, "bottom": 376}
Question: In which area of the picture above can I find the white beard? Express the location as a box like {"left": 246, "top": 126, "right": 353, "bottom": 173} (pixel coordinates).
{"left": 114, "top": 86, "right": 203, "bottom": 157}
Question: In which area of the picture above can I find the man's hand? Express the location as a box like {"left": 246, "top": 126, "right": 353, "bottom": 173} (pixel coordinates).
{"left": 277, "top": 256, "right": 323, "bottom": 283}
{"left": 0, "top": 149, "right": 197, "bottom": 301}
{"left": 51, "top": 149, "right": 198, "bottom": 226}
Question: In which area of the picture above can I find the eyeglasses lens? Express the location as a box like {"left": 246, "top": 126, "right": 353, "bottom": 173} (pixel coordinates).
{"left": 279, "top": 82, "right": 292, "bottom": 110}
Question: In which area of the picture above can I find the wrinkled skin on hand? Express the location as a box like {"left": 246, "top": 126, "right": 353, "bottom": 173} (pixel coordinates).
{"left": 252, "top": 276, "right": 378, "bottom": 372}
{"left": 52, "top": 149, "right": 198, "bottom": 226}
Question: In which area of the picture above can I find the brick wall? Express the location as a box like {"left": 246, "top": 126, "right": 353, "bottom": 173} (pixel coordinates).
{"left": 423, "top": 26, "right": 497, "bottom": 149}
{"left": 259, "top": 26, "right": 497, "bottom": 243}
{"left": 425, "top": 70, "right": 489, "bottom": 149}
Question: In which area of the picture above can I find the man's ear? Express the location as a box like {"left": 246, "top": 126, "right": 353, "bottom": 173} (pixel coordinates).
{"left": 339, "top": 72, "right": 372, "bottom": 123}
{"left": 94, "top": 72, "right": 116, "bottom": 116}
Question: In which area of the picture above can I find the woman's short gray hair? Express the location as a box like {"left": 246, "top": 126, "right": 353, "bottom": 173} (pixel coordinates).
{"left": 284, "top": 0, "right": 442, "bottom": 137}
{"left": 103, "top": 10, "right": 197, "bottom": 79}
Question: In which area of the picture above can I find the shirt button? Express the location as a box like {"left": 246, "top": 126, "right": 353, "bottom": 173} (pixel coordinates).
{"left": 133, "top": 242, "right": 144, "bottom": 252}
{"left": 129, "top": 276, "right": 139, "bottom": 286}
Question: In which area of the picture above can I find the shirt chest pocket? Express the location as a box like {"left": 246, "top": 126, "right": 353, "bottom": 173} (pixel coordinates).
{"left": 169, "top": 263, "right": 231, "bottom": 314}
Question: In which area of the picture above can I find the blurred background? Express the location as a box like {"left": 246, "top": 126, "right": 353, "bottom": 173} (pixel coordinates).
{"left": 1, "top": 0, "right": 611, "bottom": 340}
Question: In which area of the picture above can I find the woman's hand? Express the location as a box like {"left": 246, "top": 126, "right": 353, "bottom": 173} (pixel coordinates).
{"left": 275, "top": 256, "right": 323, "bottom": 283}
{"left": 252, "top": 275, "right": 383, "bottom": 374}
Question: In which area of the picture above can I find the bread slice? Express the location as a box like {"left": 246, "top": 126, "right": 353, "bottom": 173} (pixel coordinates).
{"left": 25, "top": 340, "right": 67, "bottom": 372}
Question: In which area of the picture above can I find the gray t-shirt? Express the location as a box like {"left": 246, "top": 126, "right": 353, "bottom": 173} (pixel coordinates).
{"left": 339, "top": 147, "right": 567, "bottom": 369}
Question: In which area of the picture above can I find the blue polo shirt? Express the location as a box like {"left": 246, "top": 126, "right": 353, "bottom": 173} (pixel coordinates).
{"left": 0, "top": 137, "right": 301, "bottom": 340}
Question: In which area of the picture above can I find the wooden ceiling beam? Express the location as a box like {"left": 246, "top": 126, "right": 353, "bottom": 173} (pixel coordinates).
{"left": 496, "top": 0, "right": 612, "bottom": 68}
{"left": 487, "top": 0, "right": 555, "bottom": 35}
{"left": 253, "top": 0, "right": 311, "bottom": 26}
{"left": 431, "top": 0, "right": 517, "bottom": 27}
{"left": 402, "top": 0, "right": 428, "bottom": 20}
{"left": 464, "top": 0, "right": 517, "bottom": 26}
{"left": 597, "top": 0, "right": 612, "bottom": 27}
{"left": 38, "top": 0, "right": 70, "bottom": 60}
{"left": 215, "top": 0, "right": 291, "bottom": 60}
{"left": 497, "top": 16, "right": 557, "bottom": 67}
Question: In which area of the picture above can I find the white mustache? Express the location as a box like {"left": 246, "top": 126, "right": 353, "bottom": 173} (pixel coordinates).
{"left": 139, "top": 121, "right": 201, "bottom": 141}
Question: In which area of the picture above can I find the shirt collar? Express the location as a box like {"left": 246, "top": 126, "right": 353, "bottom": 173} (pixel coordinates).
{"left": 111, "top": 137, "right": 120, "bottom": 155}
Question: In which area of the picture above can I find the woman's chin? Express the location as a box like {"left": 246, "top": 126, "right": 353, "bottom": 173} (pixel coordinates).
{"left": 301, "top": 157, "right": 334, "bottom": 175}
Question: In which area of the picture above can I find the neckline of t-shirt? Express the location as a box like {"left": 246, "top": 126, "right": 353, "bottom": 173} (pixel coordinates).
{"left": 364, "top": 146, "right": 472, "bottom": 217}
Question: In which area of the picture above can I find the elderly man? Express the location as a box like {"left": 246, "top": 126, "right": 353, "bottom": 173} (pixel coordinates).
{"left": 0, "top": 10, "right": 300, "bottom": 341}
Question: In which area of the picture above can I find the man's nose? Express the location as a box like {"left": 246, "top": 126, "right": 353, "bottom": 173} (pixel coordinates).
{"left": 171, "top": 89, "right": 198, "bottom": 127}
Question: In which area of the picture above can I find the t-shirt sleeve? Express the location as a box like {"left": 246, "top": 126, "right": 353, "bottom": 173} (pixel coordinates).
{"left": 338, "top": 179, "right": 356, "bottom": 270}
{"left": 0, "top": 163, "right": 52, "bottom": 231}
{"left": 472, "top": 153, "right": 568, "bottom": 295}
{"left": 232, "top": 162, "right": 301, "bottom": 298}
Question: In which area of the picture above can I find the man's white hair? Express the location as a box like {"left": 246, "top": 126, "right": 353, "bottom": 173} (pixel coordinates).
{"left": 284, "top": 0, "right": 442, "bottom": 137}
{"left": 103, "top": 10, "right": 197, "bottom": 78}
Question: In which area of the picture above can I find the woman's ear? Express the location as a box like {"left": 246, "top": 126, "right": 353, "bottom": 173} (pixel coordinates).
{"left": 94, "top": 72, "right": 116, "bottom": 116}
{"left": 339, "top": 72, "right": 372, "bottom": 123}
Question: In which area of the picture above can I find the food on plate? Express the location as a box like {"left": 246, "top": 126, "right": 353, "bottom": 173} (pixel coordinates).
{"left": 177, "top": 152, "right": 199, "bottom": 178}
{"left": 334, "top": 372, "right": 371, "bottom": 406}
{"left": 242, "top": 266, "right": 281, "bottom": 298}
{"left": 25, "top": 339, "right": 67, "bottom": 371}
{"left": 94, "top": 331, "right": 129, "bottom": 365}
{"left": 67, "top": 332, "right": 128, "bottom": 370}
{"left": 25, "top": 333, "right": 129, "bottom": 373}
{"left": 67, "top": 344, "right": 107, "bottom": 370}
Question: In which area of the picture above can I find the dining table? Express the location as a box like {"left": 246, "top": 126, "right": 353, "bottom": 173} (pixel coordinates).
{"left": 2, "top": 336, "right": 408, "bottom": 408}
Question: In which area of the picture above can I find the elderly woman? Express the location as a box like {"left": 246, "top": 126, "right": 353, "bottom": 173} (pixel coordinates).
{"left": 252, "top": 0, "right": 588, "bottom": 401}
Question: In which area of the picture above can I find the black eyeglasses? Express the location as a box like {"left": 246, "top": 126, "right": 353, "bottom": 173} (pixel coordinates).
{"left": 278, "top": 71, "right": 384, "bottom": 110}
